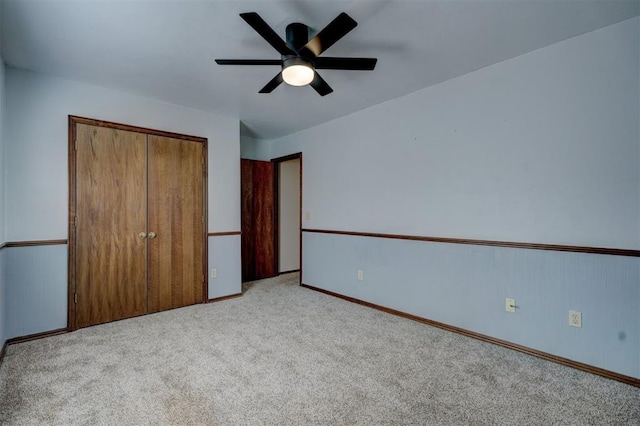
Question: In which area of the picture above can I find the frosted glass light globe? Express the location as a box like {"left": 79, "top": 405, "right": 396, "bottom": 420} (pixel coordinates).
{"left": 282, "top": 64, "right": 314, "bottom": 86}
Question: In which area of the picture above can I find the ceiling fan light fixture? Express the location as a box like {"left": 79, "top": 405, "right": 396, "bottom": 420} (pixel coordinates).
{"left": 282, "top": 58, "right": 314, "bottom": 86}
{"left": 215, "top": 12, "right": 376, "bottom": 95}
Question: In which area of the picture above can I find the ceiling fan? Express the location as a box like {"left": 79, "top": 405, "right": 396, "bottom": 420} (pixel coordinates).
{"left": 215, "top": 12, "right": 377, "bottom": 96}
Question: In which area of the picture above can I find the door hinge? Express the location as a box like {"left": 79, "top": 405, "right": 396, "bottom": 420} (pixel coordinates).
{"left": 202, "top": 274, "right": 205, "bottom": 283}
{"left": 74, "top": 216, "right": 78, "bottom": 227}
{"left": 74, "top": 293, "right": 78, "bottom": 304}
{"left": 75, "top": 138, "right": 78, "bottom": 151}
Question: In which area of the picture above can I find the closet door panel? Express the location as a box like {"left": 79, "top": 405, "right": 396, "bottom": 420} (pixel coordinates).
{"left": 147, "top": 135, "right": 204, "bottom": 312}
{"left": 75, "top": 124, "right": 148, "bottom": 327}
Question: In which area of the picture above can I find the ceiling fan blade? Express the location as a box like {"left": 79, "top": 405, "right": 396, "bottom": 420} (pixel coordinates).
{"left": 259, "top": 73, "right": 284, "bottom": 93}
{"left": 215, "top": 59, "right": 282, "bottom": 66}
{"left": 240, "top": 12, "right": 295, "bottom": 56}
{"left": 302, "top": 12, "right": 357, "bottom": 57}
{"left": 309, "top": 72, "right": 333, "bottom": 96}
{"left": 314, "top": 57, "right": 377, "bottom": 70}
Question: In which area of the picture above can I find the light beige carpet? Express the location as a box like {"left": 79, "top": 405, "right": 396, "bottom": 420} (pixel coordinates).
{"left": 0, "top": 272, "right": 638, "bottom": 425}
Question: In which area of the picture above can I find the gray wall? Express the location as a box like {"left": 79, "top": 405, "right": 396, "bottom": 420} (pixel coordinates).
{"left": 263, "top": 18, "right": 640, "bottom": 378}
{"left": 208, "top": 234, "right": 242, "bottom": 299}
{"left": 5, "top": 245, "right": 67, "bottom": 338}
{"left": 240, "top": 134, "right": 270, "bottom": 161}
{"left": 0, "top": 55, "right": 6, "bottom": 349}
{"left": 303, "top": 232, "right": 639, "bottom": 377}
{"left": 3, "top": 68, "right": 243, "bottom": 339}
{"left": 0, "top": 250, "right": 5, "bottom": 349}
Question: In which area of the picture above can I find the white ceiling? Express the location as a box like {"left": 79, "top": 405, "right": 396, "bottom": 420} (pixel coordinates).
{"left": 2, "top": 0, "right": 638, "bottom": 140}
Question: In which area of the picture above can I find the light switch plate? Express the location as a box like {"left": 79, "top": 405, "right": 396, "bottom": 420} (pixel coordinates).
{"left": 505, "top": 298, "right": 516, "bottom": 313}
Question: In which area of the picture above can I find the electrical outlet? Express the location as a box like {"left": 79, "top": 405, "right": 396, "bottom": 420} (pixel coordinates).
{"left": 357, "top": 270, "right": 364, "bottom": 281}
{"left": 569, "top": 310, "right": 582, "bottom": 328}
{"left": 505, "top": 298, "right": 516, "bottom": 313}
{"left": 210, "top": 268, "right": 218, "bottom": 279}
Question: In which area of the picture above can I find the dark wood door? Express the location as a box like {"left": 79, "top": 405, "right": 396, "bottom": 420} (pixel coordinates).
{"left": 75, "top": 124, "right": 148, "bottom": 327}
{"left": 241, "top": 159, "right": 276, "bottom": 281}
{"left": 147, "top": 135, "right": 204, "bottom": 312}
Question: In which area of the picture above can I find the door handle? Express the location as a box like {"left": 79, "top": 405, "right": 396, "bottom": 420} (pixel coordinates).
{"left": 148, "top": 231, "right": 157, "bottom": 240}
{"left": 138, "top": 232, "right": 147, "bottom": 240}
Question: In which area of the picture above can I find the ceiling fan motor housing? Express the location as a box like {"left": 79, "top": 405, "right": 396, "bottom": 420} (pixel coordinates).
{"left": 286, "top": 23, "right": 310, "bottom": 53}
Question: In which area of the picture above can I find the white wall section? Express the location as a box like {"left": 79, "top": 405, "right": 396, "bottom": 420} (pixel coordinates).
{"left": 268, "top": 18, "right": 640, "bottom": 251}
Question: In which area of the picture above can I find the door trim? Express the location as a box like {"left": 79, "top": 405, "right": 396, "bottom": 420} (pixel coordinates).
{"left": 271, "top": 152, "right": 303, "bottom": 285}
{"left": 68, "top": 115, "right": 209, "bottom": 331}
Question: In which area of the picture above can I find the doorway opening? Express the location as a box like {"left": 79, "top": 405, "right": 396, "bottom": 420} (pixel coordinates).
{"left": 240, "top": 153, "right": 302, "bottom": 283}
{"left": 273, "top": 153, "right": 302, "bottom": 277}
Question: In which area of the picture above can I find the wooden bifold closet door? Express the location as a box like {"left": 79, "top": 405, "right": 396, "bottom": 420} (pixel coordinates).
{"left": 72, "top": 120, "right": 205, "bottom": 329}
{"left": 147, "top": 135, "right": 204, "bottom": 313}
